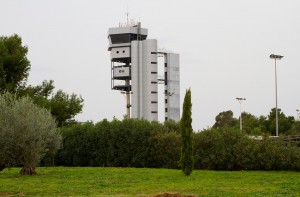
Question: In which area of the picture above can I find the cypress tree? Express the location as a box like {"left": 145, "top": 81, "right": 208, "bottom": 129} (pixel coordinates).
{"left": 180, "top": 88, "right": 194, "bottom": 176}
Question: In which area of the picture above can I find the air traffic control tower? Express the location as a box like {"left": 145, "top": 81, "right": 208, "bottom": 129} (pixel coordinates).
{"left": 108, "top": 22, "right": 180, "bottom": 122}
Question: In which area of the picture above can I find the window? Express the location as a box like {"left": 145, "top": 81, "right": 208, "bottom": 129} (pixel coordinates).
{"left": 151, "top": 111, "right": 158, "bottom": 114}
{"left": 165, "top": 90, "right": 168, "bottom": 94}
{"left": 164, "top": 63, "right": 167, "bottom": 67}
{"left": 110, "top": 33, "right": 147, "bottom": 44}
{"left": 151, "top": 52, "right": 157, "bottom": 54}
{"left": 123, "top": 50, "right": 125, "bottom": 53}
{"left": 165, "top": 108, "right": 168, "bottom": 112}
{"left": 151, "top": 72, "right": 157, "bottom": 74}
{"left": 151, "top": 81, "right": 157, "bottom": 84}
{"left": 151, "top": 101, "right": 157, "bottom": 104}
{"left": 151, "top": 62, "right": 157, "bottom": 64}
{"left": 164, "top": 72, "right": 168, "bottom": 85}
{"left": 165, "top": 117, "right": 168, "bottom": 121}
{"left": 151, "top": 91, "right": 157, "bottom": 94}
{"left": 165, "top": 99, "right": 167, "bottom": 104}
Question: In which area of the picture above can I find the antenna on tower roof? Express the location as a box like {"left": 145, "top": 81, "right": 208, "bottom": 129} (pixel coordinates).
{"left": 126, "top": 5, "right": 129, "bottom": 26}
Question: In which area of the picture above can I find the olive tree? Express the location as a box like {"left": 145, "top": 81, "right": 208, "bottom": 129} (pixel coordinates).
{"left": 0, "top": 92, "right": 62, "bottom": 175}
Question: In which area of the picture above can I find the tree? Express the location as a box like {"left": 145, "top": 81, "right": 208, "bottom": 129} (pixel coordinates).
{"left": 0, "top": 92, "right": 62, "bottom": 175}
{"left": 266, "top": 108, "right": 294, "bottom": 135}
{"left": 19, "top": 80, "right": 84, "bottom": 127}
{"left": 49, "top": 90, "right": 84, "bottom": 127}
{"left": 180, "top": 88, "right": 194, "bottom": 176}
{"left": 241, "top": 112, "right": 260, "bottom": 134}
{"left": 213, "top": 110, "right": 238, "bottom": 129}
{"left": 0, "top": 34, "right": 30, "bottom": 92}
{"left": 287, "top": 121, "right": 300, "bottom": 135}
{"left": 0, "top": 34, "right": 84, "bottom": 127}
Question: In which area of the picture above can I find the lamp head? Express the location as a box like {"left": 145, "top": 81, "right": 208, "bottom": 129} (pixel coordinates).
{"left": 236, "top": 97, "right": 246, "bottom": 101}
{"left": 270, "top": 54, "right": 284, "bottom": 60}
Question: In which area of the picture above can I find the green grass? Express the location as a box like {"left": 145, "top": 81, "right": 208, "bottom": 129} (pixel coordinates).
{"left": 0, "top": 167, "right": 299, "bottom": 196}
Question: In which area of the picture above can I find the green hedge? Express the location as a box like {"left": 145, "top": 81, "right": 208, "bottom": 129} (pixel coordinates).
{"left": 53, "top": 119, "right": 181, "bottom": 169}
{"left": 194, "top": 128, "right": 300, "bottom": 170}
{"left": 48, "top": 119, "right": 300, "bottom": 170}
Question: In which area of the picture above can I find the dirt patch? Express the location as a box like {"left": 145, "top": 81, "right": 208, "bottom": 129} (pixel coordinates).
{"left": 147, "top": 193, "right": 197, "bottom": 197}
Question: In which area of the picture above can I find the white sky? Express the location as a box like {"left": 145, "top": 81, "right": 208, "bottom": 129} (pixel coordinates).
{"left": 1, "top": 0, "right": 300, "bottom": 131}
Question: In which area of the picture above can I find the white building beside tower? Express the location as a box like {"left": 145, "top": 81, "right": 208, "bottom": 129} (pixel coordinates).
{"left": 108, "top": 22, "right": 180, "bottom": 122}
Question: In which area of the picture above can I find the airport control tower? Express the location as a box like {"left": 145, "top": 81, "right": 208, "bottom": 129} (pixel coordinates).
{"left": 108, "top": 21, "right": 180, "bottom": 122}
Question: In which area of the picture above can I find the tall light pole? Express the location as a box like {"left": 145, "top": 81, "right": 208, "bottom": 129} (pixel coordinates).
{"left": 236, "top": 97, "right": 246, "bottom": 133}
{"left": 296, "top": 109, "right": 299, "bottom": 121}
{"left": 270, "top": 54, "right": 284, "bottom": 137}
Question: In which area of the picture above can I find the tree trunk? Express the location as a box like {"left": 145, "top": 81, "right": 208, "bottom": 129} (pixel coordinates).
{"left": 0, "top": 164, "right": 5, "bottom": 172}
{"left": 20, "top": 166, "right": 37, "bottom": 175}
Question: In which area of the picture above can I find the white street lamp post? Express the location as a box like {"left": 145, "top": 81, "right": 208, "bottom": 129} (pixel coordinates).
{"left": 270, "top": 54, "right": 284, "bottom": 137}
{"left": 296, "top": 109, "right": 299, "bottom": 121}
{"left": 236, "top": 97, "right": 246, "bottom": 133}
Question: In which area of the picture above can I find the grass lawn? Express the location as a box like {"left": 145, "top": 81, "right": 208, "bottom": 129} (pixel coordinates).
{"left": 0, "top": 167, "right": 299, "bottom": 196}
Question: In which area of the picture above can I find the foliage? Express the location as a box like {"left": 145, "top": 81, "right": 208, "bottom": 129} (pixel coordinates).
{"left": 0, "top": 34, "right": 30, "bottom": 92}
{"left": 212, "top": 108, "right": 298, "bottom": 135}
{"left": 150, "top": 131, "right": 181, "bottom": 169}
{"left": 194, "top": 128, "right": 300, "bottom": 170}
{"left": 266, "top": 108, "right": 294, "bottom": 135}
{"left": 49, "top": 117, "right": 300, "bottom": 171}
{"left": 241, "top": 112, "right": 260, "bottom": 134}
{"left": 1, "top": 167, "right": 300, "bottom": 196}
{"left": 49, "top": 90, "right": 84, "bottom": 127}
{"left": 0, "top": 92, "right": 62, "bottom": 175}
{"left": 213, "top": 110, "right": 238, "bottom": 129}
{"left": 18, "top": 80, "right": 84, "bottom": 127}
{"left": 180, "top": 88, "right": 194, "bottom": 176}
{"left": 15, "top": 81, "right": 83, "bottom": 128}
{"left": 0, "top": 34, "right": 84, "bottom": 127}
{"left": 54, "top": 118, "right": 181, "bottom": 169}
{"left": 287, "top": 121, "right": 300, "bottom": 135}
{"left": 163, "top": 119, "right": 180, "bottom": 133}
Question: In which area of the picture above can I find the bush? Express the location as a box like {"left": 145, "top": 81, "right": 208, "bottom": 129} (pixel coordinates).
{"left": 194, "top": 128, "right": 300, "bottom": 170}
{"left": 54, "top": 119, "right": 181, "bottom": 169}
{"left": 52, "top": 119, "right": 300, "bottom": 171}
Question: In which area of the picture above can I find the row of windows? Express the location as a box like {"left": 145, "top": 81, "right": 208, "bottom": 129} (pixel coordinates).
{"left": 110, "top": 34, "right": 146, "bottom": 44}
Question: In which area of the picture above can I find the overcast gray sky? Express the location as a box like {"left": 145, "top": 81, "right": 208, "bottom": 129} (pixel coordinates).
{"left": 1, "top": 0, "right": 300, "bottom": 131}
